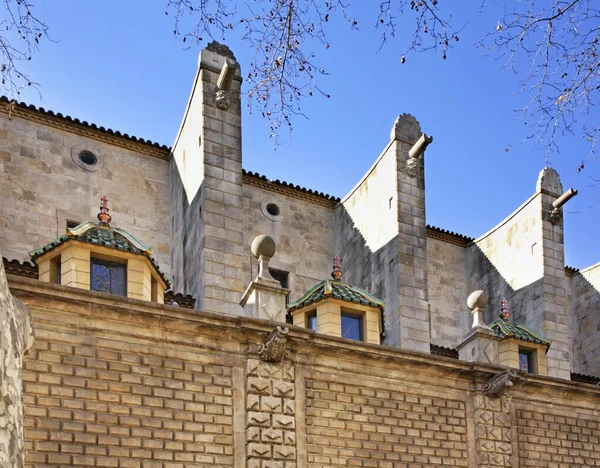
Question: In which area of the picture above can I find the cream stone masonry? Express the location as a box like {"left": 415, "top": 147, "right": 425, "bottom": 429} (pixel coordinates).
{"left": 6, "top": 273, "right": 600, "bottom": 467}
{"left": 536, "top": 168, "right": 571, "bottom": 379}
{"left": 0, "top": 116, "right": 172, "bottom": 276}
{"left": 2, "top": 41, "right": 600, "bottom": 386}
{"left": 466, "top": 168, "right": 574, "bottom": 379}
{"left": 243, "top": 184, "right": 334, "bottom": 305}
{"left": 170, "top": 42, "right": 245, "bottom": 315}
{"left": 428, "top": 237, "right": 469, "bottom": 349}
{"left": 570, "top": 261, "right": 600, "bottom": 376}
{"left": 335, "top": 114, "right": 431, "bottom": 353}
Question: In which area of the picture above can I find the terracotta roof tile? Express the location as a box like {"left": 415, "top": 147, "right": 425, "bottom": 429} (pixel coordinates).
{"left": 0, "top": 96, "right": 171, "bottom": 152}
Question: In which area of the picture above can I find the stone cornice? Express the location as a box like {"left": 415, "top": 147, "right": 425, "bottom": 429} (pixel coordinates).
{"left": 426, "top": 225, "right": 473, "bottom": 247}
{"left": 8, "top": 274, "right": 600, "bottom": 402}
{"left": 2, "top": 257, "right": 38, "bottom": 279}
{"left": 0, "top": 98, "right": 171, "bottom": 161}
{"left": 243, "top": 171, "right": 340, "bottom": 208}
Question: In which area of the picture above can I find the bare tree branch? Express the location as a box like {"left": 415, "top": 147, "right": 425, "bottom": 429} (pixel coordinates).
{"left": 479, "top": 0, "right": 600, "bottom": 164}
{"left": 0, "top": 0, "right": 50, "bottom": 101}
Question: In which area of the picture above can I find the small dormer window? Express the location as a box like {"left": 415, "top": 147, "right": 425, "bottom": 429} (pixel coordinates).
{"left": 519, "top": 349, "right": 534, "bottom": 373}
{"left": 91, "top": 258, "right": 126, "bottom": 296}
{"left": 30, "top": 196, "right": 169, "bottom": 304}
{"left": 289, "top": 257, "right": 383, "bottom": 344}
{"left": 307, "top": 311, "right": 317, "bottom": 331}
{"left": 341, "top": 312, "right": 363, "bottom": 341}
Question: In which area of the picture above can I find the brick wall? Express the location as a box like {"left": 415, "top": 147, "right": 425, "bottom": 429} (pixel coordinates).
{"left": 305, "top": 380, "right": 468, "bottom": 467}
{"left": 8, "top": 275, "right": 600, "bottom": 468}
{"left": 516, "top": 403, "right": 600, "bottom": 466}
{"left": 23, "top": 338, "right": 234, "bottom": 467}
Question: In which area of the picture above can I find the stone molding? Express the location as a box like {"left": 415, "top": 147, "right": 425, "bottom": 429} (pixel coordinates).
{"left": 243, "top": 172, "right": 339, "bottom": 209}
{"left": 2, "top": 258, "right": 38, "bottom": 279}
{"left": 426, "top": 225, "right": 473, "bottom": 246}
{"left": 7, "top": 275, "right": 600, "bottom": 402}
{"left": 0, "top": 100, "right": 171, "bottom": 161}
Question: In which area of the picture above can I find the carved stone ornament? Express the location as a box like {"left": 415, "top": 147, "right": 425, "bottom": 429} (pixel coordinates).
{"left": 406, "top": 157, "right": 418, "bottom": 177}
{"left": 215, "top": 89, "right": 230, "bottom": 111}
{"left": 548, "top": 207, "right": 562, "bottom": 225}
{"left": 482, "top": 369, "right": 518, "bottom": 398}
{"left": 205, "top": 40, "right": 236, "bottom": 60}
{"left": 257, "top": 326, "right": 289, "bottom": 362}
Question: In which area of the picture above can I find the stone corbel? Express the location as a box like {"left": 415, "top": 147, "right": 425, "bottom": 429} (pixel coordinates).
{"left": 257, "top": 326, "right": 289, "bottom": 363}
{"left": 406, "top": 133, "right": 433, "bottom": 177}
{"left": 482, "top": 369, "right": 518, "bottom": 398}
{"left": 215, "top": 58, "right": 238, "bottom": 110}
{"left": 548, "top": 188, "right": 578, "bottom": 225}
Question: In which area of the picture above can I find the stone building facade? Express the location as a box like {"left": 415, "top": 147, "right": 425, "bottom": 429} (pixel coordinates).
{"left": 0, "top": 42, "right": 599, "bottom": 466}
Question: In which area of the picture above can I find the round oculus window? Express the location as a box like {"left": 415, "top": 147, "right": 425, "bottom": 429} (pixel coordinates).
{"left": 260, "top": 200, "right": 282, "bottom": 221}
{"left": 266, "top": 203, "right": 280, "bottom": 217}
{"left": 78, "top": 150, "right": 97, "bottom": 166}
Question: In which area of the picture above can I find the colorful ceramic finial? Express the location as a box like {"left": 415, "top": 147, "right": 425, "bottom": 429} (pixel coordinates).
{"left": 331, "top": 256, "right": 342, "bottom": 281}
{"left": 97, "top": 195, "right": 112, "bottom": 226}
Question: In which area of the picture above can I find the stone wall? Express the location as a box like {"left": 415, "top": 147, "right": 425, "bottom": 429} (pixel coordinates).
{"left": 4, "top": 276, "right": 600, "bottom": 468}
{"left": 169, "top": 44, "right": 244, "bottom": 315}
{"left": 466, "top": 194, "right": 543, "bottom": 328}
{"left": 570, "top": 262, "right": 600, "bottom": 376}
{"left": 428, "top": 237, "right": 469, "bottom": 349}
{"left": 10, "top": 273, "right": 600, "bottom": 468}
{"left": 0, "top": 113, "right": 172, "bottom": 276}
{"left": 335, "top": 115, "right": 430, "bottom": 353}
{"left": 466, "top": 168, "right": 571, "bottom": 379}
{"left": 243, "top": 183, "right": 334, "bottom": 304}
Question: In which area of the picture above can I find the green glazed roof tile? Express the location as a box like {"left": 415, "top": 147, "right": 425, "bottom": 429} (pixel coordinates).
{"left": 29, "top": 221, "right": 169, "bottom": 286}
{"left": 287, "top": 279, "right": 384, "bottom": 312}
{"left": 489, "top": 319, "right": 552, "bottom": 347}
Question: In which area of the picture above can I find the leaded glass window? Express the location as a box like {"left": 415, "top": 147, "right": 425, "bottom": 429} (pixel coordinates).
{"left": 519, "top": 350, "right": 534, "bottom": 373}
{"left": 91, "top": 258, "right": 126, "bottom": 296}
{"left": 341, "top": 312, "right": 363, "bottom": 341}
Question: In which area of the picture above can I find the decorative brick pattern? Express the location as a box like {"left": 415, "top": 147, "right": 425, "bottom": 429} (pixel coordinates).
{"left": 305, "top": 380, "right": 468, "bottom": 467}
{"left": 474, "top": 395, "right": 512, "bottom": 467}
{"left": 22, "top": 339, "right": 234, "bottom": 467}
{"left": 246, "top": 358, "right": 296, "bottom": 468}
{"left": 516, "top": 404, "right": 600, "bottom": 466}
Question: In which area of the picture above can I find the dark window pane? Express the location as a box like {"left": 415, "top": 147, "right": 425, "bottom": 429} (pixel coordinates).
{"left": 519, "top": 350, "right": 534, "bottom": 373}
{"left": 91, "top": 259, "right": 126, "bottom": 296}
{"left": 341, "top": 313, "right": 363, "bottom": 341}
{"left": 270, "top": 269, "right": 289, "bottom": 304}
{"left": 307, "top": 313, "right": 317, "bottom": 331}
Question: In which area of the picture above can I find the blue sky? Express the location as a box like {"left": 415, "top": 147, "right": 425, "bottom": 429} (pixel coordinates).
{"left": 15, "top": 1, "right": 600, "bottom": 269}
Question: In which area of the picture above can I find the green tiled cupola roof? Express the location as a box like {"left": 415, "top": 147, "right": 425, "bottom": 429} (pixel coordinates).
{"left": 489, "top": 320, "right": 551, "bottom": 347}
{"left": 489, "top": 299, "right": 551, "bottom": 348}
{"left": 287, "top": 272, "right": 384, "bottom": 313}
{"left": 28, "top": 196, "right": 169, "bottom": 285}
{"left": 287, "top": 278, "right": 384, "bottom": 312}
{"left": 288, "top": 256, "right": 384, "bottom": 312}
